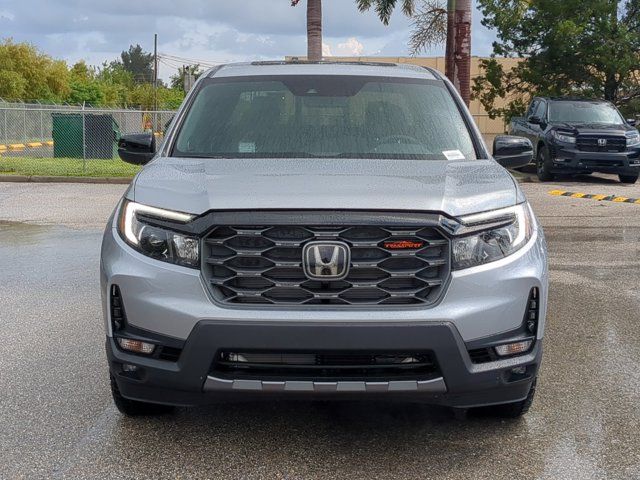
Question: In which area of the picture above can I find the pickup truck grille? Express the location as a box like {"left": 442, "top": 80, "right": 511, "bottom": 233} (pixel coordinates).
{"left": 202, "top": 223, "right": 450, "bottom": 306}
{"left": 576, "top": 135, "right": 627, "bottom": 153}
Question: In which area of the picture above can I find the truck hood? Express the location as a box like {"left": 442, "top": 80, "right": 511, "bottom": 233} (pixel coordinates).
{"left": 131, "top": 157, "right": 519, "bottom": 218}
{"left": 550, "top": 122, "right": 635, "bottom": 136}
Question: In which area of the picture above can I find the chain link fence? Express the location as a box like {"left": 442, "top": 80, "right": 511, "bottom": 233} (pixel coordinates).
{"left": 0, "top": 100, "right": 504, "bottom": 178}
{"left": 0, "top": 101, "right": 175, "bottom": 177}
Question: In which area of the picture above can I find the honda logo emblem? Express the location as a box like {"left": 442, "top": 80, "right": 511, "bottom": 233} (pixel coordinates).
{"left": 302, "top": 241, "right": 350, "bottom": 280}
{"left": 598, "top": 138, "right": 608, "bottom": 147}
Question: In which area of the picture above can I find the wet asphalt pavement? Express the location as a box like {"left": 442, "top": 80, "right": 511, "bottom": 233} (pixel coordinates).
{"left": 1, "top": 175, "right": 639, "bottom": 479}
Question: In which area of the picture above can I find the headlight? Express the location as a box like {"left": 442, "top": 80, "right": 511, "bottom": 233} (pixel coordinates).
{"left": 551, "top": 130, "right": 576, "bottom": 144}
{"left": 452, "top": 203, "right": 534, "bottom": 270}
{"left": 626, "top": 131, "right": 640, "bottom": 147}
{"left": 117, "top": 200, "right": 199, "bottom": 268}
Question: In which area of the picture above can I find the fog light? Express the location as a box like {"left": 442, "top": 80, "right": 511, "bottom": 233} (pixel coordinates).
{"left": 122, "top": 363, "right": 138, "bottom": 372}
{"left": 494, "top": 340, "right": 533, "bottom": 357}
{"left": 117, "top": 337, "right": 155, "bottom": 355}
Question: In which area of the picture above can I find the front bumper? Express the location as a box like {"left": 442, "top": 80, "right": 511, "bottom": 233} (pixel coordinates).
{"left": 101, "top": 214, "right": 548, "bottom": 408}
{"left": 548, "top": 143, "right": 640, "bottom": 174}
{"left": 107, "top": 321, "right": 542, "bottom": 408}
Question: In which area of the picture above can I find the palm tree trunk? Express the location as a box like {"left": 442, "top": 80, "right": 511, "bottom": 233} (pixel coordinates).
{"left": 307, "top": 0, "right": 323, "bottom": 61}
{"left": 454, "top": 0, "right": 472, "bottom": 105}
{"left": 445, "top": 0, "right": 456, "bottom": 83}
{"left": 445, "top": 0, "right": 471, "bottom": 106}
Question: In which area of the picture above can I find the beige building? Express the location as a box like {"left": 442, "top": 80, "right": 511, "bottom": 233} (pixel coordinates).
{"left": 286, "top": 56, "right": 520, "bottom": 145}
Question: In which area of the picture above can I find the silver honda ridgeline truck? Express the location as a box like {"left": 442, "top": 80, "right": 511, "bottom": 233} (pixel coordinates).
{"left": 102, "top": 61, "right": 548, "bottom": 418}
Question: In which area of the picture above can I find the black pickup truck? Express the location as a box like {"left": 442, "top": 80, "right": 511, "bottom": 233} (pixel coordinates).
{"left": 510, "top": 97, "right": 640, "bottom": 183}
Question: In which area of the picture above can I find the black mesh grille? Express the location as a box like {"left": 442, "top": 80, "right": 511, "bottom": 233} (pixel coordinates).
{"left": 213, "top": 350, "right": 440, "bottom": 381}
{"left": 576, "top": 135, "right": 627, "bottom": 153}
{"left": 202, "top": 223, "right": 450, "bottom": 306}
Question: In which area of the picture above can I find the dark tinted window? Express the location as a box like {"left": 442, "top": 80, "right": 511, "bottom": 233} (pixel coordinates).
{"left": 534, "top": 100, "right": 547, "bottom": 119}
{"left": 173, "top": 75, "right": 476, "bottom": 160}
{"left": 548, "top": 101, "right": 624, "bottom": 124}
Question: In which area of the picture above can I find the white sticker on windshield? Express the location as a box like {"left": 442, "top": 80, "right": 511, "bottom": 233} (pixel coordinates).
{"left": 239, "top": 142, "right": 256, "bottom": 153}
{"left": 442, "top": 150, "right": 466, "bottom": 160}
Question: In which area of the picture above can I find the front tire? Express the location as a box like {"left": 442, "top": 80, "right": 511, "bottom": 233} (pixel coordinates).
{"left": 536, "top": 146, "right": 554, "bottom": 181}
{"left": 480, "top": 378, "right": 537, "bottom": 418}
{"left": 110, "top": 375, "right": 174, "bottom": 416}
{"left": 619, "top": 174, "right": 639, "bottom": 184}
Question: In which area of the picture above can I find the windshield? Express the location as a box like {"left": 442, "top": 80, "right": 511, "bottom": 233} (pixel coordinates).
{"left": 548, "top": 101, "right": 624, "bottom": 125}
{"left": 173, "top": 75, "right": 477, "bottom": 160}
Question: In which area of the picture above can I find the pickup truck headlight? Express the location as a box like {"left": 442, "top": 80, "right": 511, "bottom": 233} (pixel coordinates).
{"left": 117, "top": 200, "right": 199, "bottom": 268}
{"left": 626, "top": 131, "right": 640, "bottom": 147}
{"left": 551, "top": 131, "right": 576, "bottom": 144}
{"left": 452, "top": 204, "right": 534, "bottom": 270}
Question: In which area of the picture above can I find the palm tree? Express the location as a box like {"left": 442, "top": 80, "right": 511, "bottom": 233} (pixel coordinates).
{"left": 292, "top": 0, "right": 416, "bottom": 61}
{"left": 291, "top": 0, "right": 323, "bottom": 61}
{"left": 355, "top": 0, "right": 417, "bottom": 25}
{"left": 360, "top": 0, "right": 472, "bottom": 106}
{"left": 291, "top": 0, "right": 471, "bottom": 106}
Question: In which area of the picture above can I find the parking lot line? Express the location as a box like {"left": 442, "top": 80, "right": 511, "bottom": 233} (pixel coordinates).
{"left": 549, "top": 189, "right": 640, "bottom": 204}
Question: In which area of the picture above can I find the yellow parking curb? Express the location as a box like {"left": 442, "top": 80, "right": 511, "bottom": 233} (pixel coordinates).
{"left": 549, "top": 190, "right": 639, "bottom": 204}
{"left": 44, "top": 141, "right": 54, "bottom": 146}
{"left": 0, "top": 145, "right": 7, "bottom": 151}
{"left": 27, "top": 142, "right": 43, "bottom": 148}
{"left": 9, "top": 144, "right": 25, "bottom": 150}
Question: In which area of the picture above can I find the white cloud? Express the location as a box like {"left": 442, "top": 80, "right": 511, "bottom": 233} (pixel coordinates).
{"left": 335, "top": 37, "right": 364, "bottom": 56}
{"left": 322, "top": 42, "right": 333, "bottom": 57}
{"left": 0, "top": 10, "right": 15, "bottom": 21}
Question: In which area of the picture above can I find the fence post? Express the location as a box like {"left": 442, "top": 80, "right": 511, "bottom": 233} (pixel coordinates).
{"left": 82, "top": 102, "right": 87, "bottom": 173}
{"left": 23, "top": 104, "right": 27, "bottom": 144}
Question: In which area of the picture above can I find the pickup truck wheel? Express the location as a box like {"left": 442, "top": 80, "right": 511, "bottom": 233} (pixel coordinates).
{"left": 536, "top": 147, "right": 554, "bottom": 181}
{"left": 477, "top": 378, "right": 537, "bottom": 419}
{"left": 110, "top": 375, "right": 174, "bottom": 416}
{"left": 619, "top": 174, "right": 639, "bottom": 184}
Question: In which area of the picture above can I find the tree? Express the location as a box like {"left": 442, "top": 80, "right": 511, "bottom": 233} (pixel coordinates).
{"left": 355, "top": 0, "right": 417, "bottom": 24}
{"left": 408, "top": 1, "right": 447, "bottom": 56}
{"left": 120, "top": 44, "right": 154, "bottom": 84}
{"left": 96, "top": 61, "right": 135, "bottom": 107}
{"left": 0, "top": 39, "right": 69, "bottom": 102}
{"left": 291, "top": 0, "right": 323, "bottom": 61}
{"left": 291, "top": 0, "right": 417, "bottom": 62}
{"left": 444, "top": 0, "right": 472, "bottom": 105}
{"left": 68, "top": 61, "right": 104, "bottom": 105}
{"left": 359, "top": 0, "right": 472, "bottom": 105}
{"left": 473, "top": 0, "right": 640, "bottom": 120}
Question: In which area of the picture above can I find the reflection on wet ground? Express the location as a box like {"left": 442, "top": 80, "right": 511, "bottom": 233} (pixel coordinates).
{"left": 1, "top": 221, "right": 639, "bottom": 479}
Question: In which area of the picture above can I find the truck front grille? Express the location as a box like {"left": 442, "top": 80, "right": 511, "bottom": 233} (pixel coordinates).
{"left": 576, "top": 135, "right": 627, "bottom": 153}
{"left": 202, "top": 223, "right": 450, "bottom": 306}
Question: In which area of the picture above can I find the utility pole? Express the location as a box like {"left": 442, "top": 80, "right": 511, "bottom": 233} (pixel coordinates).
{"left": 153, "top": 33, "right": 158, "bottom": 130}
{"left": 183, "top": 65, "right": 195, "bottom": 93}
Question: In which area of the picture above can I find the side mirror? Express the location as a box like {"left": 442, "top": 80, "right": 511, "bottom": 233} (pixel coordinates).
{"left": 118, "top": 133, "right": 156, "bottom": 165}
{"left": 493, "top": 135, "right": 534, "bottom": 170}
{"left": 528, "top": 115, "right": 544, "bottom": 126}
{"left": 627, "top": 118, "right": 637, "bottom": 127}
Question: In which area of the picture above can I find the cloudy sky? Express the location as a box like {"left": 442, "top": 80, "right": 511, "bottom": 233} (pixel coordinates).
{"left": 0, "top": 0, "right": 496, "bottom": 80}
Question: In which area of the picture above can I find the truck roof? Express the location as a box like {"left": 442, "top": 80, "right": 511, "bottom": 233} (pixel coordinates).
{"left": 205, "top": 61, "right": 441, "bottom": 80}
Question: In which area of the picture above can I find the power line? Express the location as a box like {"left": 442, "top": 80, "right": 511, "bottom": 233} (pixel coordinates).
{"left": 158, "top": 52, "right": 224, "bottom": 67}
